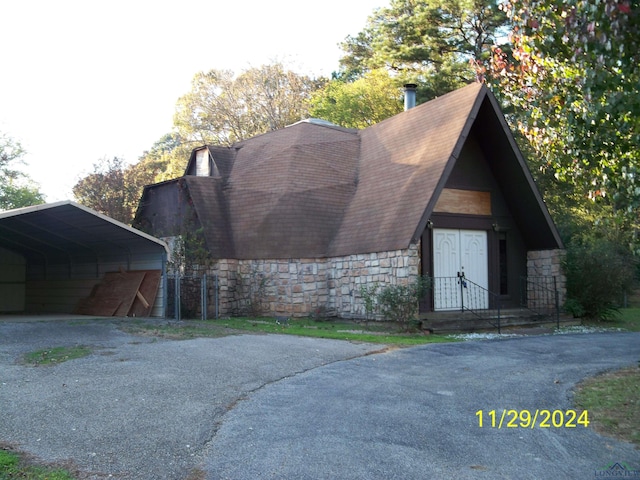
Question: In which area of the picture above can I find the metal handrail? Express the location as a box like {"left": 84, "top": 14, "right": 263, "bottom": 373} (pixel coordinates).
{"left": 431, "top": 275, "right": 502, "bottom": 333}
{"left": 459, "top": 276, "right": 502, "bottom": 333}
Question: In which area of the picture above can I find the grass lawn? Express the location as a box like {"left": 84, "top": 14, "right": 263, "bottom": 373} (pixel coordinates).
{"left": 573, "top": 307, "right": 640, "bottom": 447}
{"left": 121, "top": 306, "right": 640, "bottom": 344}
{"left": 581, "top": 307, "right": 640, "bottom": 332}
{"left": 121, "top": 317, "right": 457, "bottom": 346}
{"left": 22, "top": 346, "right": 92, "bottom": 366}
{"left": 574, "top": 365, "right": 640, "bottom": 447}
{"left": 210, "top": 317, "right": 458, "bottom": 345}
{"left": 0, "top": 447, "right": 75, "bottom": 480}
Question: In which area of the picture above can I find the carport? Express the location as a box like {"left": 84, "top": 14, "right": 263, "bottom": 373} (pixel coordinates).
{"left": 0, "top": 201, "right": 168, "bottom": 317}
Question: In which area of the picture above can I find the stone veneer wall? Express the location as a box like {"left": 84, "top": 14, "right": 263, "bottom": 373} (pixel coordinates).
{"left": 526, "top": 249, "right": 566, "bottom": 309}
{"left": 209, "top": 244, "right": 421, "bottom": 318}
{"left": 328, "top": 244, "right": 420, "bottom": 318}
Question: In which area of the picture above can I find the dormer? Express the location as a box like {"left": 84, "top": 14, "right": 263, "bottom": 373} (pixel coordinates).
{"left": 185, "top": 146, "right": 222, "bottom": 177}
{"left": 195, "top": 148, "right": 210, "bottom": 176}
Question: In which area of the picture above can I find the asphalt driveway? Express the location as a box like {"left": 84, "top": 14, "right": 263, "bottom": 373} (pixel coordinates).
{"left": 1, "top": 317, "right": 639, "bottom": 479}
{"left": 203, "top": 331, "right": 640, "bottom": 480}
{"left": 0, "top": 317, "right": 382, "bottom": 479}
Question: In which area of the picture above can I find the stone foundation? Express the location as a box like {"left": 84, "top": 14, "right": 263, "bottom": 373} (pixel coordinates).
{"left": 207, "top": 244, "right": 421, "bottom": 318}
{"left": 187, "top": 246, "right": 565, "bottom": 319}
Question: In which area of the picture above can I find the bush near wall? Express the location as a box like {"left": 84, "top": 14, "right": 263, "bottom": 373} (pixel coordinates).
{"left": 377, "top": 276, "right": 431, "bottom": 331}
{"left": 563, "top": 240, "right": 636, "bottom": 320}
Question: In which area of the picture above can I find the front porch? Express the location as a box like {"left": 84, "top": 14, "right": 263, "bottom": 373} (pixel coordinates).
{"left": 420, "top": 274, "right": 569, "bottom": 333}
{"left": 419, "top": 307, "right": 578, "bottom": 334}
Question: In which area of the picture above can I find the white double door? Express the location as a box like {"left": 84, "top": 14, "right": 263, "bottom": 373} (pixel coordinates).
{"left": 433, "top": 228, "right": 488, "bottom": 310}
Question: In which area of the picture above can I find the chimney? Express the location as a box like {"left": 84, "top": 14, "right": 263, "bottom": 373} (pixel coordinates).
{"left": 403, "top": 83, "right": 417, "bottom": 111}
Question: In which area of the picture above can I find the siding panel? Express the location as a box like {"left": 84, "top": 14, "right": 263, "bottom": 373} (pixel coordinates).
{"left": 0, "top": 247, "right": 26, "bottom": 311}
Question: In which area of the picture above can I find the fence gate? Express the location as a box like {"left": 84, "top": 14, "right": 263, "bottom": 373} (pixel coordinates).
{"left": 167, "top": 274, "right": 218, "bottom": 320}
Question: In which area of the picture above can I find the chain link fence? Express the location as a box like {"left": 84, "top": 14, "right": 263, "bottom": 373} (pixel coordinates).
{"left": 166, "top": 274, "right": 219, "bottom": 320}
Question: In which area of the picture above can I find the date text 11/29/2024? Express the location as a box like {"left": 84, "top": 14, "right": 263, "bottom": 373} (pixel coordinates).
{"left": 476, "top": 409, "right": 589, "bottom": 429}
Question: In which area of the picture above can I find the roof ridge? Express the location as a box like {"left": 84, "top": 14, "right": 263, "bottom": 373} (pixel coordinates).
{"left": 285, "top": 118, "right": 358, "bottom": 134}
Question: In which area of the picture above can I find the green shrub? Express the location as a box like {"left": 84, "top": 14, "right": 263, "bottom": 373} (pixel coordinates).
{"left": 359, "top": 283, "right": 379, "bottom": 320}
{"left": 563, "top": 240, "right": 636, "bottom": 320}
{"left": 377, "top": 276, "right": 431, "bottom": 330}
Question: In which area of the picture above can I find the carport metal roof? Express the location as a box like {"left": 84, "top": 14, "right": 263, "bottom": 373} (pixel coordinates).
{"left": 0, "top": 201, "right": 168, "bottom": 267}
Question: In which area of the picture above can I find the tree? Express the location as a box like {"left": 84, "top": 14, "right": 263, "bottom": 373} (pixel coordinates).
{"left": 136, "top": 132, "right": 190, "bottom": 183}
{"left": 0, "top": 132, "right": 45, "bottom": 211}
{"left": 483, "top": 0, "right": 640, "bottom": 250}
{"left": 173, "top": 64, "right": 325, "bottom": 146}
{"left": 73, "top": 135, "right": 192, "bottom": 225}
{"left": 81, "top": 65, "right": 323, "bottom": 225}
{"left": 563, "top": 237, "right": 636, "bottom": 319}
{"left": 339, "top": 0, "right": 508, "bottom": 99}
{"left": 309, "top": 69, "right": 403, "bottom": 128}
{"left": 73, "top": 157, "right": 136, "bottom": 224}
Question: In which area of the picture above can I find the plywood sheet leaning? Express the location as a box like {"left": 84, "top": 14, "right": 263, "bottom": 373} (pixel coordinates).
{"left": 74, "top": 270, "right": 155, "bottom": 317}
{"left": 112, "top": 271, "right": 147, "bottom": 316}
{"left": 128, "top": 270, "right": 162, "bottom": 317}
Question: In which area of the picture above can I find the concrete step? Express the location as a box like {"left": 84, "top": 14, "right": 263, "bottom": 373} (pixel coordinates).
{"left": 419, "top": 309, "right": 577, "bottom": 333}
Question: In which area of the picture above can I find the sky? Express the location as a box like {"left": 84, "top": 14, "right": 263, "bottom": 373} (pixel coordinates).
{"left": 0, "top": 0, "right": 387, "bottom": 202}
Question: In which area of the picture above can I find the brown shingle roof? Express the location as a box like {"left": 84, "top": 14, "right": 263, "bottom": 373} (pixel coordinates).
{"left": 228, "top": 123, "right": 360, "bottom": 258}
{"left": 182, "top": 176, "right": 235, "bottom": 258}
{"left": 328, "top": 82, "right": 483, "bottom": 256}
{"left": 142, "top": 83, "right": 560, "bottom": 259}
{"left": 186, "top": 121, "right": 360, "bottom": 259}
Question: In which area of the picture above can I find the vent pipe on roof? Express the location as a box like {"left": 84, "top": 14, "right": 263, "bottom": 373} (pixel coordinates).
{"left": 404, "top": 84, "right": 417, "bottom": 111}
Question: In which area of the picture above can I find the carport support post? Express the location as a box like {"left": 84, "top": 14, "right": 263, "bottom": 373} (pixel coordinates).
{"left": 162, "top": 255, "right": 168, "bottom": 319}
{"left": 202, "top": 273, "right": 207, "bottom": 321}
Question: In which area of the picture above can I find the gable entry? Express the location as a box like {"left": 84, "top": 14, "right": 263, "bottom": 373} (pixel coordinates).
{"left": 433, "top": 228, "right": 488, "bottom": 311}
